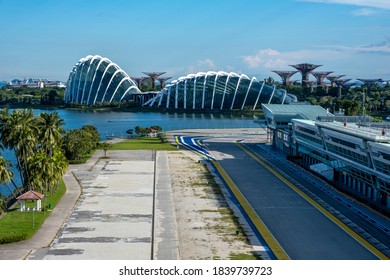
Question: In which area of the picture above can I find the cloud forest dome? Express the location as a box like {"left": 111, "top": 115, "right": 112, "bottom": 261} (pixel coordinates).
{"left": 144, "top": 71, "right": 297, "bottom": 110}
{"left": 64, "top": 55, "right": 140, "bottom": 105}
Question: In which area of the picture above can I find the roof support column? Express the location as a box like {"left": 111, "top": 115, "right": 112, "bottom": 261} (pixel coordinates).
{"left": 175, "top": 84, "right": 178, "bottom": 109}
{"left": 166, "top": 87, "right": 171, "bottom": 108}
{"left": 268, "top": 85, "right": 276, "bottom": 104}
{"left": 202, "top": 74, "right": 209, "bottom": 109}
{"left": 230, "top": 75, "right": 245, "bottom": 110}
{"left": 184, "top": 80, "right": 187, "bottom": 109}
{"left": 193, "top": 78, "right": 197, "bottom": 109}
{"left": 220, "top": 74, "right": 233, "bottom": 110}
{"left": 241, "top": 77, "right": 256, "bottom": 110}
{"left": 253, "top": 82, "right": 265, "bottom": 110}
{"left": 211, "top": 74, "right": 220, "bottom": 110}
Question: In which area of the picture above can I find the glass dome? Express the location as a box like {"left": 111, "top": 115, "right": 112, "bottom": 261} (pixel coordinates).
{"left": 64, "top": 55, "right": 140, "bottom": 105}
{"left": 144, "top": 71, "right": 296, "bottom": 110}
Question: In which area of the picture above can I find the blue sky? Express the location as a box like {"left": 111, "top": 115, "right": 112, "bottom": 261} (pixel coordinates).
{"left": 0, "top": 0, "right": 389, "bottom": 83}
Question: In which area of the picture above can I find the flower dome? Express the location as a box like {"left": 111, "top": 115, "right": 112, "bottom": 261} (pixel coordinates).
{"left": 64, "top": 55, "right": 140, "bottom": 105}
{"left": 144, "top": 71, "right": 296, "bottom": 110}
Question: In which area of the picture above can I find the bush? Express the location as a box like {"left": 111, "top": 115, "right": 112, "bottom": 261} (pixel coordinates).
{"left": 62, "top": 125, "right": 100, "bottom": 161}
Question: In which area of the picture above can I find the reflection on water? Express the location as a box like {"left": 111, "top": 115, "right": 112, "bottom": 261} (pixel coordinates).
{"left": 0, "top": 109, "right": 260, "bottom": 196}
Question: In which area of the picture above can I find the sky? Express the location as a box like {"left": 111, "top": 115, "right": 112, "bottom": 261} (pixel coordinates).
{"left": 0, "top": 0, "right": 389, "bottom": 83}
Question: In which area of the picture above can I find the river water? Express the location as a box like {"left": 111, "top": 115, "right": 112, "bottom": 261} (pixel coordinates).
{"left": 0, "top": 109, "right": 260, "bottom": 196}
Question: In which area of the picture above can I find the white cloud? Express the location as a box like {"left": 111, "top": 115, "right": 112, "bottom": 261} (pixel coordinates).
{"left": 351, "top": 8, "right": 379, "bottom": 16}
{"left": 187, "top": 58, "right": 217, "bottom": 73}
{"left": 299, "top": 0, "right": 390, "bottom": 9}
{"left": 197, "top": 58, "right": 216, "bottom": 69}
{"left": 242, "top": 48, "right": 342, "bottom": 69}
{"left": 330, "top": 38, "right": 390, "bottom": 54}
{"left": 242, "top": 48, "right": 285, "bottom": 69}
{"left": 242, "top": 38, "right": 390, "bottom": 71}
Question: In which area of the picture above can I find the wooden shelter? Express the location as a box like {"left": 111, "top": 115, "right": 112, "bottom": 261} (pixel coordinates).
{"left": 17, "top": 190, "right": 45, "bottom": 211}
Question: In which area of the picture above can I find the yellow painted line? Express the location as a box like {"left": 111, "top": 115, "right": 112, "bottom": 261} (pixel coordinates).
{"left": 210, "top": 159, "right": 290, "bottom": 260}
{"left": 237, "top": 142, "right": 389, "bottom": 260}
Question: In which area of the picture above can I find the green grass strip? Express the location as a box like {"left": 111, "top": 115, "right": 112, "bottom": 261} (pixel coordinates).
{"left": 111, "top": 137, "right": 177, "bottom": 150}
{"left": 0, "top": 179, "right": 66, "bottom": 244}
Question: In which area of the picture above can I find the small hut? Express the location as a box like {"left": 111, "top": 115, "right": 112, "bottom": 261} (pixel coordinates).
{"left": 17, "top": 190, "right": 45, "bottom": 212}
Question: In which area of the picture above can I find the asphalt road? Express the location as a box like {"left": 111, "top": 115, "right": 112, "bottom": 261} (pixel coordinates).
{"left": 206, "top": 139, "right": 379, "bottom": 260}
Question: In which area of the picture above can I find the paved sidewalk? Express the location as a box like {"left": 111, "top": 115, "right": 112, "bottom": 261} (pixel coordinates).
{"left": 0, "top": 151, "right": 103, "bottom": 260}
{"left": 29, "top": 150, "right": 155, "bottom": 260}
{"left": 154, "top": 151, "right": 179, "bottom": 260}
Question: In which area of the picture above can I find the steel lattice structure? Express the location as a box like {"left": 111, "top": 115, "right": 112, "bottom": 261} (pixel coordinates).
{"left": 144, "top": 71, "right": 297, "bottom": 110}
{"left": 64, "top": 55, "right": 140, "bottom": 105}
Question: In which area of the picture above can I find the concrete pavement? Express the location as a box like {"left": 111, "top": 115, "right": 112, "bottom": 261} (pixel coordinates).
{"left": 30, "top": 150, "right": 155, "bottom": 260}
{"left": 206, "top": 139, "right": 380, "bottom": 259}
{"left": 0, "top": 146, "right": 180, "bottom": 260}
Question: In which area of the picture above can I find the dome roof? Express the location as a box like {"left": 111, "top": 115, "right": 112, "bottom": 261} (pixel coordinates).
{"left": 64, "top": 55, "right": 140, "bottom": 105}
{"left": 145, "top": 71, "right": 296, "bottom": 110}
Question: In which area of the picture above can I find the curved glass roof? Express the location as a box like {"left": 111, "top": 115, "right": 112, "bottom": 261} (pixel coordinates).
{"left": 64, "top": 55, "right": 140, "bottom": 105}
{"left": 144, "top": 71, "right": 296, "bottom": 110}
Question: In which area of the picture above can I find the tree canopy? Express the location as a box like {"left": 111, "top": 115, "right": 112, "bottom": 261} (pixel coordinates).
{"left": 0, "top": 109, "right": 68, "bottom": 199}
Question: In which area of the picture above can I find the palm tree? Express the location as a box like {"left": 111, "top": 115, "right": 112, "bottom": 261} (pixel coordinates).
{"left": 0, "top": 108, "right": 10, "bottom": 150}
{"left": 37, "top": 112, "right": 65, "bottom": 158}
{"left": 4, "top": 109, "right": 38, "bottom": 189}
{"left": 0, "top": 196, "right": 6, "bottom": 214}
{"left": 0, "top": 109, "right": 22, "bottom": 194}
{"left": 28, "top": 147, "right": 68, "bottom": 194}
{"left": 0, "top": 156, "right": 19, "bottom": 205}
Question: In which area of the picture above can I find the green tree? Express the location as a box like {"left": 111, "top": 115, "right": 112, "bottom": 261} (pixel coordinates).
{"left": 62, "top": 126, "right": 100, "bottom": 161}
{"left": 3, "top": 109, "right": 38, "bottom": 188}
{"left": 150, "top": 125, "right": 162, "bottom": 131}
{"left": 0, "top": 195, "right": 6, "bottom": 214}
{"left": 28, "top": 147, "right": 68, "bottom": 194}
{"left": 0, "top": 156, "right": 18, "bottom": 205}
{"left": 0, "top": 109, "right": 68, "bottom": 194}
{"left": 0, "top": 108, "right": 10, "bottom": 150}
{"left": 135, "top": 126, "right": 143, "bottom": 136}
{"left": 81, "top": 125, "right": 100, "bottom": 144}
{"left": 97, "top": 142, "right": 112, "bottom": 158}
{"left": 37, "top": 112, "right": 65, "bottom": 158}
{"left": 264, "top": 77, "right": 275, "bottom": 86}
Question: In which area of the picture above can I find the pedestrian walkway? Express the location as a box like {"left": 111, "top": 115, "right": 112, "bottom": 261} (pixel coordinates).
{"left": 154, "top": 151, "right": 179, "bottom": 260}
{"left": 30, "top": 150, "right": 155, "bottom": 260}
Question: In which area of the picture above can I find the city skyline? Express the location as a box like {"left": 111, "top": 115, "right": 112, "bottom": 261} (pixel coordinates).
{"left": 0, "top": 0, "right": 389, "bottom": 83}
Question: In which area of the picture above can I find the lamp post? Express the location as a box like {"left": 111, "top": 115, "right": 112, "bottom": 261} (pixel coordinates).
{"left": 32, "top": 209, "right": 35, "bottom": 229}
{"left": 362, "top": 89, "right": 366, "bottom": 122}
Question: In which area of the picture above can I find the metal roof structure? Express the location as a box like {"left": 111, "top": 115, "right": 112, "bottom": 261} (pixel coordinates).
{"left": 272, "top": 70, "right": 298, "bottom": 86}
{"left": 289, "top": 63, "right": 322, "bottom": 86}
{"left": 142, "top": 72, "right": 166, "bottom": 90}
{"left": 262, "top": 103, "right": 331, "bottom": 129}
{"left": 157, "top": 77, "right": 172, "bottom": 88}
{"left": 311, "top": 71, "right": 333, "bottom": 86}
{"left": 326, "top": 75, "right": 345, "bottom": 86}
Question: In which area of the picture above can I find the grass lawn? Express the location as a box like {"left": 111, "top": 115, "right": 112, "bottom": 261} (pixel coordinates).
{"left": 0, "top": 179, "right": 66, "bottom": 244}
{"left": 111, "top": 137, "right": 177, "bottom": 151}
